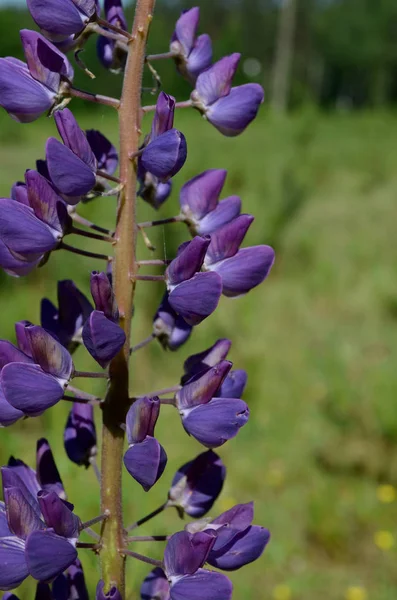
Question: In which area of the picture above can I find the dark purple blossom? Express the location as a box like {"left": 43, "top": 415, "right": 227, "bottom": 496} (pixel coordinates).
{"left": 153, "top": 292, "right": 192, "bottom": 351}
{"left": 64, "top": 402, "right": 97, "bottom": 467}
{"left": 123, "top": 397, "right": 167, "bottom": 491}
{"left": 46, "top": 108, "right": 98, "bottom": 203}
{"left": 82, "top": 271, "right": 126, "bottom": 367}
{"left": 179, "top": 169, "right": 241, "bottom": 236}
{"left": 141, "top": 568, "right": 170, "bottom": 600}
{"left": 170, "top": 7, "right": 212, "bottom": 83}
{"left": 97, "top": 579, "right": 122, "bottom": 600}
{"left": 0, "top": 324, "right": 74, "bottom": 417}
{"left": 97, "top": 0, "right": 128, "bottom": 73}
{"left": 41, "top": 279, "right": 93, "bottom": 352}
{"left": 53, "top": 559, "right": 89, "bottom": 600}
{"left": 0, "top": 440, "right": 79, "bottom": 590}
{"left": 27, "top": 0, "right": 98, "bottom": 40}
{"left": 191, "top": 54, "right": 264, "bottom": 136}
{"left": 203, "top": 215, "right": 275, "bottom": 297}
{"left": 168, "top": 450, "right": 226, "bottom": 518}
{"left": 0, "top": 30, "right": 73, "bottom": 123}
{"left": 166, "top": 237, "right": 222, "bottom": 326}
{"left": 86, "top": 129, "right": 119, "bottom": 176}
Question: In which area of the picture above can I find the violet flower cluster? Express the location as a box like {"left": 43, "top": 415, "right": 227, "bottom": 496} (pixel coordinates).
{"left": 0, "top": 1, "right": 274, "bottom": 598}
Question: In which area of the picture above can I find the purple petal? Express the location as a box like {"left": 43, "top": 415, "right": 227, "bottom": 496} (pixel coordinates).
{"left": 176, "top": 360, "right": 232, "bottom": 410}
{"left": 168, "top": 450, "right": 226, "bottom": 518}
{"left": 197, "top": 196, "right": 241, "bottom": 235}
{"left": 164, "top": 531, "right": 216, "bottom": 578}
{"left": 3, "top": 459, "right": 40, "bottom": 502}
{"left": 26, "top": 325, "right": 73, "bottom": 380}
{"left": 25, "top": 530, "right": 77, "bottom": 581}
{"left": 212, "top": 502, "right": 254, "bottom": 531}
{"left": 170, "top": 569, "right": 232, "bottom": 600}
{"left": 0, "top": 198, "right": 60, "bottom": 256}
{"left": 1, "top": 362, "right": 65, "bottom": 416}
{"left": 168, "top": 272, "right": 222, "bottom": 326}
{"left": 96, "top": 580, "right": 122, "bottom": 600}
{"left": 140, "top": 568, "right": 170, "bottom": 600}
{"left": 53, "top": 559, "right": 89, "bottom": 600}
{"left": 206, "top": 84, "right": 264, "bottom": 137}
{"left": 124, "top": 436, "right": 167, "bottom": 492}
{"left": 153, "top": 293, "right": 192, "bottom": 351}
{"left": 55, "top": 109, "right": 97, "bottom": 171}
{"left": 86, "top": 129, "right": 118, "bottom": 175}
{"left": 46, "top": 137, "right": 96, "bottom": 199}
{"left": 15, "top": 320, "right": 33, "bottom": 357}
{"left": 0, "top": 502, "right": 11, "bottom": 536}
{"left": 167, "top": 236, "right": 210, "bottom": 286}
{"left": 0, "top": 339, "right": 32, "bottom": 369}
{"left": 180, "top": 169, "right": 227, "bottom": 221}
{"left": 208, "top": 525, "right": 270, "bottom": 571}
{"left": 0, "top": 537, "right": 29, "bottom": 591}
{"left": 90, "top": 271, "right": 118, "bottom": 321}
{"left": 187, "top": 34, "right": 212, "bottom": 79}
{"left": 27, "top": 0, "right": 87, "bottom": 36}
{"left": 205, "top": 214, "right": 254, "bottom": 264}
{"left": 194, "top": 54, "right": 240, "bottom": 106}
{"left": 209, "top": 246, "right": 275, "bottom": 297}
{"left": 20, "top": 30, "right": 73, "bottom": 90}
{"left": 74, "top": 0, "right": 97, "bottom": 17}
{"left": 0, "top": 57, "right": 54, "bottom": 123}
{"left": 38, "top": 490, "right": 81, "bottom": 538}
{"left": 141, "top": 129, "right": 187, "bottom": 181}
{"left": 219, "top": 370, "right": 247, "bottom": 399}
{"left": 0, "top": 239, "right": 41, "bottom": 277}
{"left": 182, "top": 398, "right": 249, "bottom": 448}
{"left": 173, "top": 7, "right": 200, "bottom": 56}
{"left": 138, "top": 173, "right": 172, "bottom": 210}
{"left": 11, "top": 182, "right": 29, "bottom": 206}
{"left": 3, "top": 486, "right": 44, "bottom": 539}
{"left": 183, "top": 339, "right": 232, "bottom": 382}
{"left": 64, "top": 402, "right": 97, "bottom": 467}
{"left": 126, "top": 397, "right": 160, "bottom": 444}
{"left": 82, "top": 310, "right": 126, "bottom": 368}
{"left": 151, "top": 92, "right": 175, "bottom": 138}
{"left": 36, "top": 438, "right": 65, "bottom": 499}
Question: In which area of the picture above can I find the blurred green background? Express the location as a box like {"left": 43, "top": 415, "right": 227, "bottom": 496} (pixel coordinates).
{"left": 1, "top": 1, "right": 397, "bottom": 600}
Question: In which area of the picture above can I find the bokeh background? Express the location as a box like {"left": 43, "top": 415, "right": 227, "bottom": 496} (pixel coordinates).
{"left": 1, "top": 0, "right": 397, "bottom": 599}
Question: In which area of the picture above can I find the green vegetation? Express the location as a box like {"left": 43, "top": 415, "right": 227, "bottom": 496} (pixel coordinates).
{"left": 1, "top": 109, "right": 397, "bottom": 599}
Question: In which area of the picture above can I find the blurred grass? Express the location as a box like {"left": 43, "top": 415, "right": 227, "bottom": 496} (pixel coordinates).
{"left": 1, "top": 108, "right": 397, "bottom": 599}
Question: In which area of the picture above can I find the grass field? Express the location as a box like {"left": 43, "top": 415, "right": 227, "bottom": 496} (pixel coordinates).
{"left": 1, "top": 107, "right": 397, "bottom": 600}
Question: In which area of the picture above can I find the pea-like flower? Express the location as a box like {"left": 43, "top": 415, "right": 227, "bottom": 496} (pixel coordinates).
{"left": 170, "top": 7, "right": 212, "bottom": 83}
{"left": 153, "top": 292, "right": 192, "bottom": 351}
{"left": 179, "top": 169, "right": 241, "bottom": 236}
{"left": 123, "top": 397, "right": 167, "bottom": 492}
{"left": 191, "top": 53, "right": 264, "bottom": 136}
{"left": 64, "top": 402, "right": 97, "bottom": 467}
{"left": 0, "top": 440, "right": 80, "bottom": 590}
{"left": 27, "top": 0, "right": 98, "bottom": 40}
{"left": 165, "top": 236, "right": 222, "bottom": 326}
{"left": 168, "top": 450, "right": 226, "bottom": 518}
{"left": 53, "top": 559, "right": 89, "bottom": 600}
{"left": 0, "top": 30, "right": 73, "bottom": 123}
{"left": 203, "top": 215, "right": 275, "bottom": 297}
{"left": 97, "top": 0, "right": 128, "bottom": 74}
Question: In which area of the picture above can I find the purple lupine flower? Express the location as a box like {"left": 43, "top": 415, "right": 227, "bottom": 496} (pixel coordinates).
{"left": 162, "top": 530, "right": 233, "bottom": 600}
{"left": 64, "top": 402, "right": 97, "bottom": 467}
{"left": 86, "top": 129, "right": 119, "bottom": 176}
{"left": 179, "top": 169, "right": 241, "bottom": 236}
{"left": 27, "top": 0, "right": 98, "bottom": 40}
{"left": 140, "top": 568, "right": 170, "bottom": 600}
{"left": 53, "top": 559, "right": 89, "bottom": 600}
{"left": 97, "top": 0, "right": 128, "bottom": 73}
{"left": 168, "top": 450, "right": 226, "bottom": 518}
{"left": 0, "top": 170, "right": 71, "bottom": 276}
{"left": 193, "top": 503, "right": 271, "bottom": 571}
{"left": 203, "top": 215, "right": 275, "bottom": 297}
{"left": 0, "top": 441, "right": 79, "bottom": 590}
{"left": 0, "top": 30, "right": 73, "bottom": 123}
{"left": 153, "top": 293, "right": 192, "bottom": 351}
{"left": 0, "top": 325, "right": 74, "bottom": 417}
{"left": 175, "top": 360, "right": 249, "bottom": 448}
{"left": 166, "top": 237, "right": 222, "bottom": 326}
{"left": 36, "top": 438, "right": 66, "bottom": 499}
{"left": 138, "top": 169, "right": 173, "bottom": 210}
{"left": 191, "top": 54, "right": 264, "bottom": 136}
{"left": 123, "top": 397, "right": 167, "bottom": 492}
{"left": 170, "top": 7, "right": 212, "bottom": 83}
{"left": 82, "top": 271, "right": 126, "bottom": 367}
{"left": 41, "top": 279, "right": 93, "bottom": 352}
{"left": 140, "top": 93, "right": 187, "bottom": 183}
{"left": 46, "top": 108, "right": 98, "bottom": 203}
{"left": 97, "top": 579, "right": 122, "bottom": 600}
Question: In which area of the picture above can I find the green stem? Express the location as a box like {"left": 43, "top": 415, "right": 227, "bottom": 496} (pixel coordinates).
{"left": 99, "top": 1, "right": 156, "bottom": 597}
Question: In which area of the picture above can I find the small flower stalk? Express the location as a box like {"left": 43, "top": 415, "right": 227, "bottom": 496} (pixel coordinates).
{"left": 0, "top": 0, "right": 274, "bottom": 598}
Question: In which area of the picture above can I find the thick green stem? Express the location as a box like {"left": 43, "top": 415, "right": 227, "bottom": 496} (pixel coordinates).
{"left": 99, "top": 1, "right": 156, "bottom": 597}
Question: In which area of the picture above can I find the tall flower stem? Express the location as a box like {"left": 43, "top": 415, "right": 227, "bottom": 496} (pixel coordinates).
{"left": 100, "top": 1, "right": 156, "bottom": 597}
